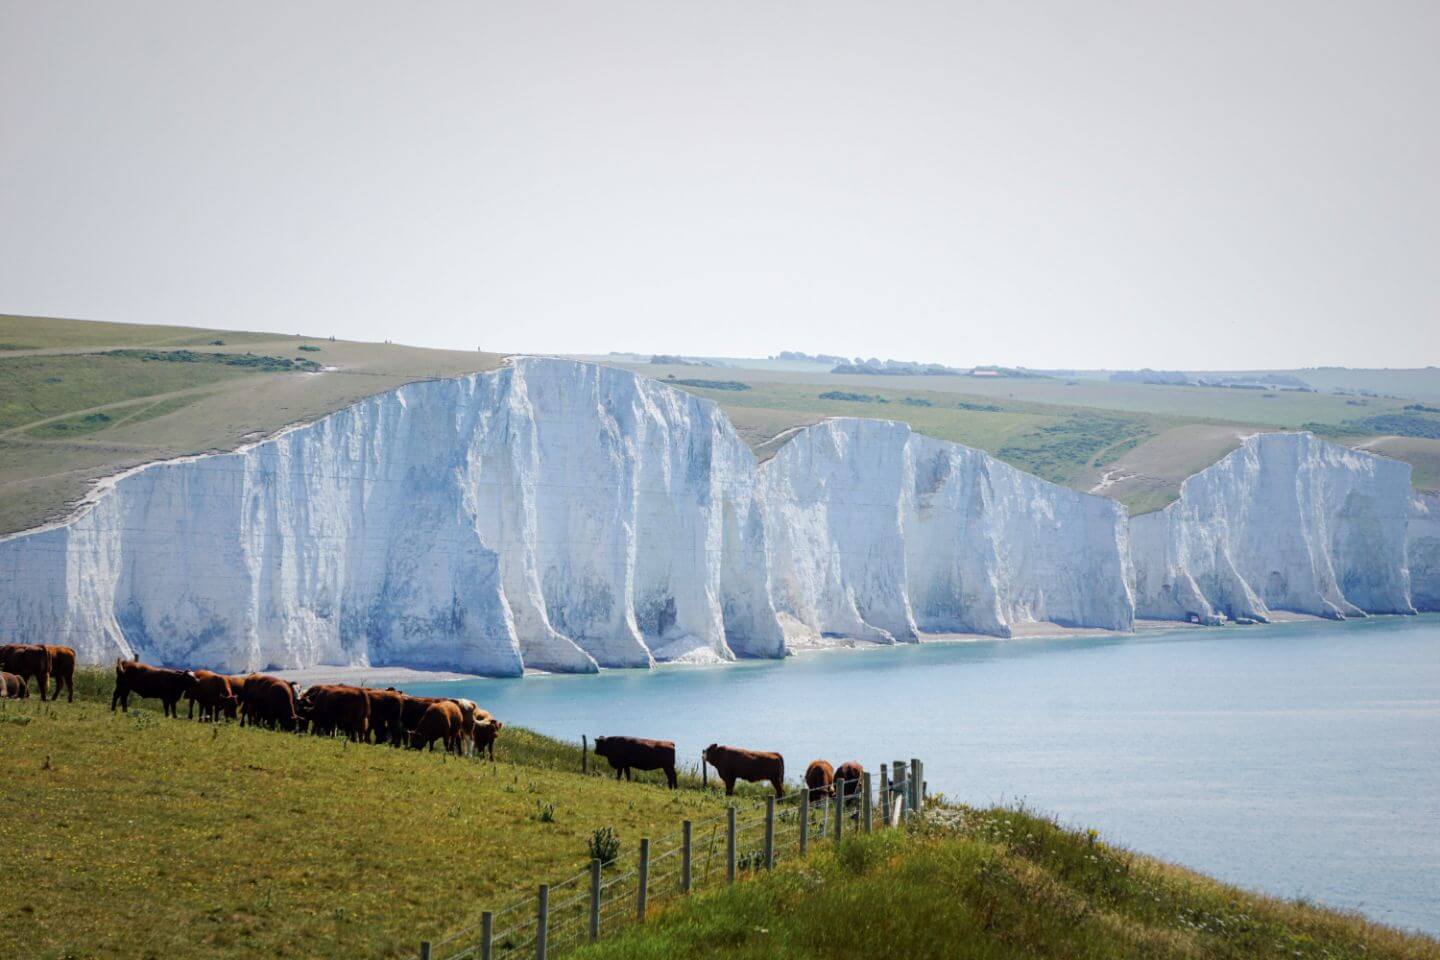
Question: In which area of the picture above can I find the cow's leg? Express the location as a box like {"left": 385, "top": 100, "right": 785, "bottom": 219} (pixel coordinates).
{"left": 724, "top": 777, "right": 736, "bottom": 796}
{"left": 38, "top": 674, "right": 48, "bottom": 702}
{"left": 772, "top": 778, "right": 784, "bottom": 798}
{"left": 66, "top": 676, "right": 73, "bottom": 703}
{"left": 665, "top": 765, "right": 677, "bottom": 789}
{"left": 111, "top": 686, "right": 121, "bottom": 712}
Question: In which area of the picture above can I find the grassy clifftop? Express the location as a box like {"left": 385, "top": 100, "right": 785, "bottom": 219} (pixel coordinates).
{"left": 581, "top": 808, "right": 1439, "bottom": 960}
{"left": 0, "top": 314, "right": 506, "bottom": 536}
{"left": 2, "top": 670, "right": 1435, "bottom": 959}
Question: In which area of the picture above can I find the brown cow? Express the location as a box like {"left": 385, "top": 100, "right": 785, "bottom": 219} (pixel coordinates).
{"left": 239, "top": 674, "right": 300, "bottom": 731}
{"left": 0, "top": 671, "right": 28, "bottom": 699}
{"left": 396, "top": 692, "right": 441, "bottom": 733}
{"left": 298, "top": 685, "right": 371, "bottom": 742}
{"left": 472, "top": 718, "right": 503, "bottom": 760}
{"left": 593, "top": 736, "right": 678, "bottom": 788}
{"left": 363, "top": 687, "right": 405, "bottom": 745}
{"left": 834, "top": 761, "right": 865, "bottom": 800}
{"left": 111, "top": 659, "right": 198, "bottom": 717}
{"left": 185, "top": 671, "right": 240, "bottom": 721}
{"left": 43, "top": 645, "right": 76, "bottom": 702}
{"left": 703, "top": 743, "right": 785, "bottom": 797}
{"left": 805, "top": 760, "right": 835, "bottom": 801}
{"left": 410, "top": 700, "right": 464, "bottom": 754}
{"left": 0, "top": 644, "right": 50, "bottom": 702}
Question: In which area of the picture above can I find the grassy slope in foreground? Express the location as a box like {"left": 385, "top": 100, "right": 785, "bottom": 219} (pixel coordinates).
{"left": 0, "top": 672, "right": 735, "bottom": 960}
{"left": 580, "top": 810, "right": 1439, "bottom": 960}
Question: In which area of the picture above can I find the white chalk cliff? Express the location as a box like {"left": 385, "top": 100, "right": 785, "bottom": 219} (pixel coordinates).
{"left": 760, "top": 419, "right": 1133, "bottom": 642}
{"left": 1130, "top": 433, "right": 1418, "bottom": 621}
{"left": 0, "top": 359, "right": 1434, "bottom": 675}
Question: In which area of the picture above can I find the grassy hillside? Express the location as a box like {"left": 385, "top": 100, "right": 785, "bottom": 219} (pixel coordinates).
{"left": 612, "top": 361, "right": 1440, "bottom": 512}
{"left": 579, "top": 809, "right": 1439, "bottom": 960}
{"left": 3, "top": 672, "right": 1433, "bottom": 960}
{"left": 0, "top": 670, "right": 738, "bottom": 960}
{"left": 0, "top": 315, "right": 506, "bottom": 536}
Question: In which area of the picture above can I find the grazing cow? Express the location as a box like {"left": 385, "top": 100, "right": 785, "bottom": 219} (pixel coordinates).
{"left": 239, "top": 674, "right": 300, "bottom": 731}
{"left": 41, "top": 645, "right": 76, "bottom": 702}
{"left": 451, "top": 698, "right": 483, "bottom": 753}
{"left": 473, "top": 718, "right": 503, "bottom": 760}
{"left": 111, "top": 659, "right": 198, "bottom": 717}
{"left": 410, "top": 700, "right": 464, "bottom": 754}
{"left": 0, "top": 671, "right": 28, "bottom": 699}
{"left": 702, "top": 743, "right": 785, "bottom": 797}
{"left": 0, "top": 644, "right": 51, "bottom": 702}
{"left": 185, "top": 671, "right": 240, "bottom": 721}
{"left": 804, "top": 760, "right": 835, "bottom": 801}
{"left": 397, "top": 693, "right": 442, "bottom": 734}
{"left": 593, "top": 736, "right": 678, "bottom": 788}
{"left": 298, "top": 685, "right": 371, "bottom": 742}
{"left": 363, "top": 687, "right": 406, "bottom": 745}
{"left": 834, "top": 761, "right": 864, "bottom": 800}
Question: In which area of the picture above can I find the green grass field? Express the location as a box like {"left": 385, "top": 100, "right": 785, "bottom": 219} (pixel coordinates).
{"left": 578, "top": 809, "right": 1439, "bottom": 960}
{"left": 0, "top": 670, "right": 739, "bottom": 960}
{"left": 3, "top": 672, "right": 1433, "bottom": 960}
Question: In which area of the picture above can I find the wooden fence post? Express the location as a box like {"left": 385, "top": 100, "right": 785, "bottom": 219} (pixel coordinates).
{"left": 833, "top": 780, "right": 843, "bottom": 843}
{"left": 536, "top": 884, "right": 549, "bottom": 960}
{"left": 879, "top": 764, "right": 890, "bottom": 827}
{"left": 909, "top": 758, "right": 921, "bottom": 821}
{"left": 726, "top": 807, "right": 737, "bottom": 883}
{"left": 799, "top": 787, "right": 809, "bottom": 857}
{"left": 589, "top": 859, "right": 601, "bottom": 940}
{"left": 862, "top": 772, "right": 873, "bottom": 833}
{"left": 420, "top": 942, "right": 431, "bottom": 960}
{"left": 637, "top": 838, "right": 651, "bottom": 921}
{"left": 682, "top": 820, "right": 693, "bottom": 893}
{"left": 481, "top": 911, "right": 493, "bottom": 960}
{"left": 764, "top": 795, "right": 776, "bottom": 869}
{"left": 582, "top": 735, "right": 588, "bottom": 775}
{"left": 913, "top": 759, "right": 924, "bottom": 818}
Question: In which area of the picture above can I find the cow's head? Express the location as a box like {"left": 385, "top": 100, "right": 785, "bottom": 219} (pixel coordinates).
{"left": 593, "top": 736, "right": 610, "bottom": 758}
{"left": 702, "top": 743, "right": 719, "bottom": 763}
{"left": 181, "top": 670, "right": 199, "bottom": 689}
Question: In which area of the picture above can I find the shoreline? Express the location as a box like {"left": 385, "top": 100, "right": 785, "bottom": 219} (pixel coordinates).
{"left": 271, "top": 610, "right": 1385, "bottom": 687}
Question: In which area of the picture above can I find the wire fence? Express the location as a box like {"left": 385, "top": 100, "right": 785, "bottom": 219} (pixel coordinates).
{"left": 424, "top": 759, "right": 926, "bottom": 960}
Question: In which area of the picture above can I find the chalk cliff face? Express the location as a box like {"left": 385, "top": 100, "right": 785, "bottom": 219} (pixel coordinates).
{"left": 1130, "top": 433, "right": 1416, "bottom": 622}
{"left": 0, "top": 359, "right": 781, "bottom": 674}
{"left": 0, "top": 360, "right": 1432, "bottom": 677}
{"left": 1408, "top": 493, "right": 1440, "bottom": 612}
{"left": 759, "top": 419, "right": 1134, "bottom": 642}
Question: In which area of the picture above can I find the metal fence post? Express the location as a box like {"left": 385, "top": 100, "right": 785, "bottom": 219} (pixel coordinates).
{"left": 682, "top": 820, "right": 693, "bottom": 893}
{"left": 589, "top": 858, "right": 601, "bottom": 940}
{"left": 833, "top": 779, "right": 843, "bottom": 843}
{"left": 879, "top": 764, "right": 890, "bottom": 827}
{"left": 726, "top": 807, "right": 737, "bottom": 883}
{"left": 536, "top": 884, "right": 549, "bottom": 960}
{"left": 637, "top": 838, "right": 651, "bottom": 921}
{"left": 764, "top": 795, "right": 776, "bottom": 869}
{"left": 481, "top": 911, "right": 493, "bottom": 960}
{"left": 420, "top": 943, "right": 431, "bottom": 960}
{"left": 799, "top": 787, "right": 810, "bottom": 857}
{"left": 862, "top": 772, "right": 873, "bottom": 833}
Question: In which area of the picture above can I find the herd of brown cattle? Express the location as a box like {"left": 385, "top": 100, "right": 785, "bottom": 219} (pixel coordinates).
{"left": 3, "top": 648, "right": 864, "bottom": 798}
{"left": 0, "top": 651, "right": 505, "bottom": 757}
{"left": 0, "top": 643, "right": 77, "bottom": 702}
{"left": 108, "top": 659, "right": 504, "bottom": 755}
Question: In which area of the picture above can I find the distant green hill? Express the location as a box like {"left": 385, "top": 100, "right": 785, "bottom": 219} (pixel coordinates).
{"left": 0, "top": 314, "right": 505, "bottom": 536}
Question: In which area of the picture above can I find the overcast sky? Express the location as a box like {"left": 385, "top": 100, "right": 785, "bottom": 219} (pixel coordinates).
{"left": 2, "top": 2, "right": 1437, "bottom": 369}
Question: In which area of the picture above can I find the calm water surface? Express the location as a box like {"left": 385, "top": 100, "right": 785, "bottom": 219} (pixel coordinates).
{"left": 412, "top": 616, "right": 1440, "bottom": 934}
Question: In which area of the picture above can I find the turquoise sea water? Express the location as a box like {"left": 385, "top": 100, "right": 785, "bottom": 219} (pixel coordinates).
{"left": 411, "top": 616, "right": 1440, "bottom": 934}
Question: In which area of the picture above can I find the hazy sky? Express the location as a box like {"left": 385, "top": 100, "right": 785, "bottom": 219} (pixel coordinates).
{"left": 2, "top": 2, "right": 1437, "bottom": 369}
